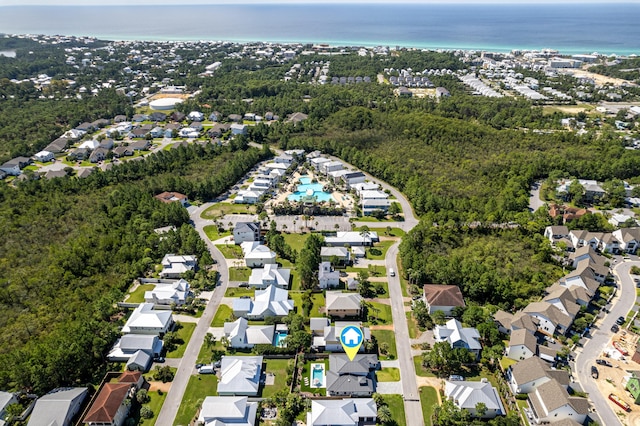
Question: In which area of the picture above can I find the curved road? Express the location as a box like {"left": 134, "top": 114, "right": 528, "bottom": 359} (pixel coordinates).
{"left": 155, "top": 203, "right": 229, "bottom": 426}
{"left": 574, "top": 260, "right": 639, "bottom": 426}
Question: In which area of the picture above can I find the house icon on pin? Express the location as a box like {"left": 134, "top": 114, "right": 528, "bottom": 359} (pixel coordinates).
{"left": 341, "top": 326, "right": 363, "bottom": 347}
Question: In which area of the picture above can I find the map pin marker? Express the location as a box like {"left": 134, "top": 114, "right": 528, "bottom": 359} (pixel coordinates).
{"left": 340, "top": 325, "right": 364, "bottom": 361}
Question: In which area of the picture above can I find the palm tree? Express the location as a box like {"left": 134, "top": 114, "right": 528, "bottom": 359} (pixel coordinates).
{"left": 359, "top": 225, "right": 370, "bottom": 247}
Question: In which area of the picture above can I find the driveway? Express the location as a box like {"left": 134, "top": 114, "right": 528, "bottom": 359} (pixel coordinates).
{"left": 574, "top": 260, "right": 640, "bottom": 426}
{"left": 528, "top": 181, "right": 545, "bottom": 212}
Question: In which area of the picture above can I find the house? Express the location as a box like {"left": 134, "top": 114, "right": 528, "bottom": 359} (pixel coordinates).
{"left": 112, "top": 146, "right": 133, "bottom": 157}
{"left": 360, "top": 190, "right": 390, "bottom": 216}
{"left": 89, "top": 147, "right": 109, "bottom": 163}
{"left": 100, "top": 139, "right": 115, "bottom": 150}
{"left": 27, "top": 387, "right": 88, "bottom": 426}
{"left": 160, "top": 254, "right": 197, "bottom": 278}
{"left": 306, "top": 398, "right": 377, "bottom": 426}
{"left": 224, "top": 318, "right": 275, "bottom": 349}
{"left": 613, "top": 228, "right": 640, "bottom": 253}
{"left": 527, "top": 379, "right": 589, "bottom": 425}
{"left": 208, "top": 123, "right": 231, "bottom": 137}
{"left": 310, "top": 157, "right": 331, "bottom": 171}
{"left": 234, "top": 189, "right": 263, "bottom": 205}
{"left": 522, "top": 302, "right": 573, "bottom": 336}
{"left": 434, "top": 319, "right": 482, "bottom": 358}
{"left": 91, "top": 118, "right": 110, "bottom": 129}
{"left": 82, "top": 372, "right": 143, "bottom": 426}
{"left": 34, "top": 150, "right": 55, "bottom": 162}
{"left": 0, "top": 392, "right": 18, "bottom": 426}
{"left": 543, "top": 225, "right": 570, "bottom": 245}
{"left": 248, "top": 264, "right": 291, "bottom": 289}
{"left": 217, "top": 356, "right": 263, "bottom": 396}
{"left": 144, "top": 279, "right": 191, "bottom": 306}
{"left": 121, "top": 303, "right": 173, "bottom": 336}
{"left": 325, "top": 231, "right": 379, "bottom": 247}
{"left": 0, "top": 157, "right": 31, "bottom": 176}
{"left": 321, "top": 160, "right": 344, "bottom": 174}
{"left": 341, "top": 172, "right": 366, "bottom": 188}
{"left": 232, "top": 285, "right": 294, "bottom": 320}
{"left": 75, "top": 122, "right": 95, "bottom": 133}
{"left": 188, "top": 111, "right": 205, "bottom": 122}
{"left": 326, "top": 354, "right": 378, "bottom": 397}
{"left": 318, "top": 262, "right": 340, "bottom": 289}
{"left": 114, "top": 115, "right": 127, "bottom": 123}
{"left": 77, "top": 168, "right": 93, "bottom": 179}
{"left": 70, "top": 147, "right": 90, "bottom": 161}
{"left": 149, "top": 126, "right": 164, "bottom": 138}
{"left": 326, "top": 291, "right": 363, "bottom": 318}
{"left": 543, "top": 287, "right": 581, "bottom": 319}
{"left": 154, "top": 191, "right": 188, "bottom": 206}
{"left": 422, "top": 284, "right": 465, "bottom": 316}
{"left": 241, "top": 241, "right": 276, "bottom": 268}
{"left": 233, "top": 222, "right": 261, "bottom": 244}
{"left": 444, "top": 379, "right": 505, "bottom": 418}
{"left": 506, "top": 329, "right": 537, "bottom": 361}
{"left": 230, "top": 123, "right": 248, "bottom": 135}
{"left": 148, "top": 112, "right": 167, "bottom": 122}
{"left": 44, "top": 170, "right": 68, "bottom": 180}
{"left": 321, "top": 246, "right": 351, "bottom": 265}
{"left": 170, "top": 111, "right": 186, "bottom": 122}
{"left": 45, "top": 137, "right": 69, "bottom": 153}
{"left": 107, "top": 334, "right": 163, "bottom": 362}
{"left": 228, "top": 114, "right": 243, "bottom": 122}
{"left": 506, "top": 356, "right": 569, "bottom": 394}
{"left": 312, "top": 321, "right": 371, "bottom": 352}
{"left": 129, "top": 140, "right": 151, "bottom": 151}
{"left": 286, "top": 112, "right": 308, "bottom": 124}
{"left": 209, "top": 111, "right": 223, "bottom": 122}
{"left": 197, "top": 396, "right": 258, "bottom": 426}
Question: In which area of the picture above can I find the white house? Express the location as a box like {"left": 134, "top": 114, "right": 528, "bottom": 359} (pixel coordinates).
{"left": 107, "top": 334, "right": 163, "bottom": 363}
{"left": 241, "top": 242, "right": 277, "bottom": 268}
{"left": 232, "top": 285, "right": 294, "bottom": 320}
{"left": 310, "top": 157, "right": 331, "bottom": 171}
{"left": 144, "top": 279, "right": 191, "bottom": 306}
{"left": 312, "top": 321, "right": 371, "bottom": 352}
{"left": 306, "top": 398, "right": 377, "bottom": 426}
{"left": 27, "top": 387, "right": 88, "bottom": 426}
{"left": 422, "top": 284, "right": 466, "bottom": 316}
{"left": 609, "top": 213, "right": 635, "bottom": 227}
{"left": 217, "top": 356, "right": 263, "bottom": 396}
{"left": 230, "top": 123, "right": 248, "bottom": 135}
{"left": 121, "top": 303, "right": 173, "bottom": 335}
{"left": 341, "top": 172, "right": 366, "bottom": 188}
{"left": 321, "top": 246, "right": 351, "bottom": 264}
{"left": 321, "top": 160, "right": 344, "bottom": 174}
{"left": 197, "top": 396, "right": 258, "bottom": 426}
{"left": 506, "top": 356, "right": 569, "bottom": 395}
{"left": 34, "top": 150, "right": 55, "bottom": 162}
{"left": 506, "top": 329, "right": 537, "bottom": 361}
{"left": 434, "top": 319, "right": 482, "bottom": 358}
{"left": 325, "top": 231, "right": 379, "bottom": 247}
{"left": 527, "top": 379, "right": 589, "bottom": 424}
{"left": 234, "top": 189, "right": 264, "bottom": 204}
{"left": 248, "top": 264, "right": 291, "bottom": 288}
{"left": 318, "top": 261, "right": 340, "bottom": 289}
{"left": 223, "top": 318, "right": 275, "bottom": 349}
{"left": 444, "top": 379, "right": 506, "bottom": 418}
{"left": 187, "top": 111, "right": 204, "bottom": 121}
{"left": 522, "top": 301, "right": 573, "bottom": 336}
{"left": 0, "top": 392, "right": 18, "bottom": 426}
{"left": 325, "top": 292, "right": 363, "bottom": 318}
{"left": 159, "top": 254, "right": 197, "bottom": 278}
{"left": 233, "top": 222, "right": 261, "bottom": 244}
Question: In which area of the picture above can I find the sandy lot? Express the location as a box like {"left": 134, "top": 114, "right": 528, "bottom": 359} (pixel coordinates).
{"left": 562, "top": 68, "right": 635, "bottom": 87}
{"left": 148, "top": 93, "right": 192, "bottom": 101}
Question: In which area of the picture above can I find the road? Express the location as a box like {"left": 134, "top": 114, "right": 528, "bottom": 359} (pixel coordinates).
{"left": 155, "top": 202, "right": 229, "bottom": 426}
{"left": 528, "top": 181, "right": 545, "bottom": 213}
{"left": 574, "top": 260, "right": 639, "bottom": 426}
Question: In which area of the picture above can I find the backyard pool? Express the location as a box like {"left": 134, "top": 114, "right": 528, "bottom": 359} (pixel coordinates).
{"left": 310, "top": 363, "right": 326, "bottom": 388}
{"left": 288, "top": 176, "right": 333, "bottom": 202}
{"left": 273, "top": 330, "right": 288, "bottom": 347}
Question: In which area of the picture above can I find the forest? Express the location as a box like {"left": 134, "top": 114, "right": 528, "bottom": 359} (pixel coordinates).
{"left": 0, "top": 142, "right": 267, "bottom": 393}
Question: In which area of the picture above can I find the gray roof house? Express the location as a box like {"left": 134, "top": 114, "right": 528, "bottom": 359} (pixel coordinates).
{"left": 197, "top": 396, "right": 258, "bottom": 426}
{"left": 0, "top": 391, "right": 18, "bottom": 426}
{"left": 506, "top": 356, "right": 570, "bottom": 395}
{"left": 326, "top": 354, "right": 378, "bottom": 397}
{"left": 326, "top": 292, "right": 363, "bottom": 318}
{"left": 232, "top": 285, "right": 294, "bottom": 320}
{"left": 434, "top": 319, "right": 482, "bottom": 357}
{"left": 107, "top": 334, "right": 163, "bottom": 363}
{"left": 224, "top": 318, "right": 275, "bottom": 349}
{"left": 444, "top": 379, "right": 506, "bottom": 419}
{"left": 318, "top": 262, "right": 340, "bottom": 289}
{"left": 217, "top": 356, "right": 263, "bottom": 396}
{"left": 27, "top": 387, "right": 88, "bottom": 426}
{"left": 306, "top": 398, "right": 377, "bottom": 426}
{"left": 248, "top": 264, "right": 291, "bottom": 289}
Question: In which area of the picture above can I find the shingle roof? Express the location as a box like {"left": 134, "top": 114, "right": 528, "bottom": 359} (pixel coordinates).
{"left": 423, "top": 284, "right": 465, "bottom": 308}
{"left": 326, "top": 291, "right": 363, "bottom": 311}
{"left": 509, "top": 329, "right": 537, "bottom": 353}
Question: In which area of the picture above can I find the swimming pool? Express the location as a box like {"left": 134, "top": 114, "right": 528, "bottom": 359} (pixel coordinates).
{"left": 288, "top": 176, "right": 333, "bottom": 202}
{"left": 273, "top": 331, "right": 288, "bottom": 347}
{"left": 310, "top": 363, "right": 326, "bottom": 388}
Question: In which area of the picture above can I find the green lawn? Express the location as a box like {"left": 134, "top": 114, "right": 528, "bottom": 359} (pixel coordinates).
{"left": 125, "top": 284, "right": 155, "bottom": 303}
{"left": 346, "top": 265, "right": 386, "bottom": 277}
{"left": 196, "top": 340, "right": 226, "bottom": 364}
{"left": 367, "top": 302, "right": 392, "bottom": 325}
{"left": 289, "top": 292, "right": 325, "bottom": 317}
{"left": 174, "top": 374, "right": 218, "bottom": 426}
{"left": 300, "top": 360, "right": 328, "bottom": 396}
{"left": 366, "top": 240, "right": 395, "bottom": 260}
{"left": 357, "top": 227, "right": 406, "bottom": 237}
{"left": 216, "top": 244, "right": 243, "bottom": 259}
{"left": 420, "top": 386, "right": 439, "bottom": 426}
{"left": 261, "top": 358, "right": 293, "bottom": 398}
{"left": 225, "top": 287, "right": 255, "bottom": 297}
{"left": 372, "top": 330, "right": 397, "bottom": 359}
{"left": 282, "top": 232, "right": 313, "bottom": 252}
{"left": 499, "top": 356, "right": 517, "bottom": 371}
{"left": 201, "top": 203, "right": 257, "bottom": 219}
{"left": 413, "top": 355, "right": 436, "bottom": 377}
{"left": 406, "top": 311, "right": 420, "bottom": 339}
{"left": 382, "top": 394, "right": 407, "bottom": 426}
{"left": 377, "top": 367, "right": 401, "bottom": 382}
{"left": 211, "top": 304, "right": 234, "bottom": 327}
{"left": 203, "top": 225, "right": 232, "bottom": 241}
{"left": 370, "top": 281, "right": 389, "bottom": 298}
{"left": 229, "top": 267, "right": 251, "bottom": 281}
{"left": 166, "top": 322, "right": 197, "bottom": 358}
{"left": 140, "top": 389, "right": 167, "bottom": 426}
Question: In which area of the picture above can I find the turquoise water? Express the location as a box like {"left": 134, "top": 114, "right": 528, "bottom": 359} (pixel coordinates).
{"left": 274, "top": 331, "right": 287, "bottom": 348}
{"left": 288, "top": 176, "right": 333, "bottom": 202}
{"left": 311, "top": 364, "right": 325, "bottom": 388}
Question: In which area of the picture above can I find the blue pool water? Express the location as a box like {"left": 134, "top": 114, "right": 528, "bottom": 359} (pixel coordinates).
{"left": 311, "top": 363, "right": 325, "bottom": 388}
{"left": 288, "top": 176, "right": 333, "bottom": 202}
{"left": 274, "top": 331, "right": 287, "bottom": 348}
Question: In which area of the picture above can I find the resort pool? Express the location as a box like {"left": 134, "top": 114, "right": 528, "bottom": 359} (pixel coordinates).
{"left": 273, "top": 331, "right": 288, "bottom": 348}
{"left": 288, "top": 176, "right": 333, "bottom": 202}
{"left": 310, "top": 363, "right": 326, "bottom": 388}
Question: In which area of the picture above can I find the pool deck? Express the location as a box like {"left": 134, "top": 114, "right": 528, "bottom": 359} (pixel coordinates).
{"left": 268, "top": 170, "right": 355, "bottom": 210}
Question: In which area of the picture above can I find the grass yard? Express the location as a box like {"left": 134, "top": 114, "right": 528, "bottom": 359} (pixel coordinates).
{"left": 371, "top": 281, "right": 389, "bottom": 298}
{"left": 174, "top": 374, "right": 218, "bottom": 426}
{"left": 216, "top": 244, "right": 243, "bottom": 259}
{"left": 413, "top": 355, "right": 436, "bottom": 377}
{"left": 382, "top": 394, "right": 406, "bottom": 426}
{"left": 406, "top": 312, "right": 420, "bottom": 339}
{"left": 201, "top": 203, "right": 256, "bottom": 219}
{"left": 139, "top": 390, "right": 167, "bottom": 426}
{"left": 261, "top": 358, "right": 293, "bottom": 398}
{"left": 346, "top": 265, "right": 386, "bottom": 277}
{"left": 300, "top": 359, "right": 328, "bottom": 396}
{"left": 377, "top": 367, "right": 401, "bottom": 382}
{"left": 229, "top": 267, "right": 251, "bottom": 282}
{"left": 225, "top": 287, "right": 255, "bottom": 297}
{"left": 166, "top": 322, "right": 197, "bottom": 358}
{"left": 366, "top": 302, "right": 392, "bottom": 325}
{"left": 126, "top": 284, "right": 155, "bottom": 303}
{"left": 203, "top": 225, "right": 232, "bottom": 241}
{"left": 289, "top": 292, "right": 325, "bottom": 318}
{"left": 196, "top": 339, "right": 226, "bottom": 364}
{"left": 282, "top": 232, "right": 313, "bottom": 252}
{"left": 499, "top": 356, "right": 517, "bottom": 371}
{"left": 358, "top": 226, "right": 406, "bottom": 238}
{"left": 419, "top": 386, "right": 439, "bottom": 426}
{"left": 366, "top": 240, "right": 395, "bottom": 260}
{"left": 211, "top": 304, "right": 234, "bottom": 327}
{"left": 372, "top": 330, "right": 397, "bottom": 360}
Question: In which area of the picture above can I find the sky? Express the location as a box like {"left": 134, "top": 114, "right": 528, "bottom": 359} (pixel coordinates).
{"left": 1, "top": 0, "right": 637, "bottom": 5}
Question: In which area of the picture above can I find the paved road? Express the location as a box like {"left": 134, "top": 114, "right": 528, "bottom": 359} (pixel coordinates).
{"left": 156, "top": 202, "right": 230, "bottom": 426}
{"left": 574, "top": 260, "right": 639, "bottom": 426}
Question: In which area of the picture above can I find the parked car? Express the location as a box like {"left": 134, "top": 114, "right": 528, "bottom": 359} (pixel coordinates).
{"left": 591, "top": 366, "right": 599, "bottom": 379}
{"left": 154, "top": 356, "right": 165, "bottom": 363}
{"left": 611, "top": 324, "right": 620, "bottom": 333}
{"left": 448, "top": 375, "right": 464, "bottom": 381}
{"left": 616, "top": 316, "right": 625, "bottom": 325}
{"left": 596, "top": 359, "right": 613, "bottom": 367}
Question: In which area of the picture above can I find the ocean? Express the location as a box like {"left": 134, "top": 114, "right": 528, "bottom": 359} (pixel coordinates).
{"left": 0, "top": 3, "right": 638, "bottom": 55}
